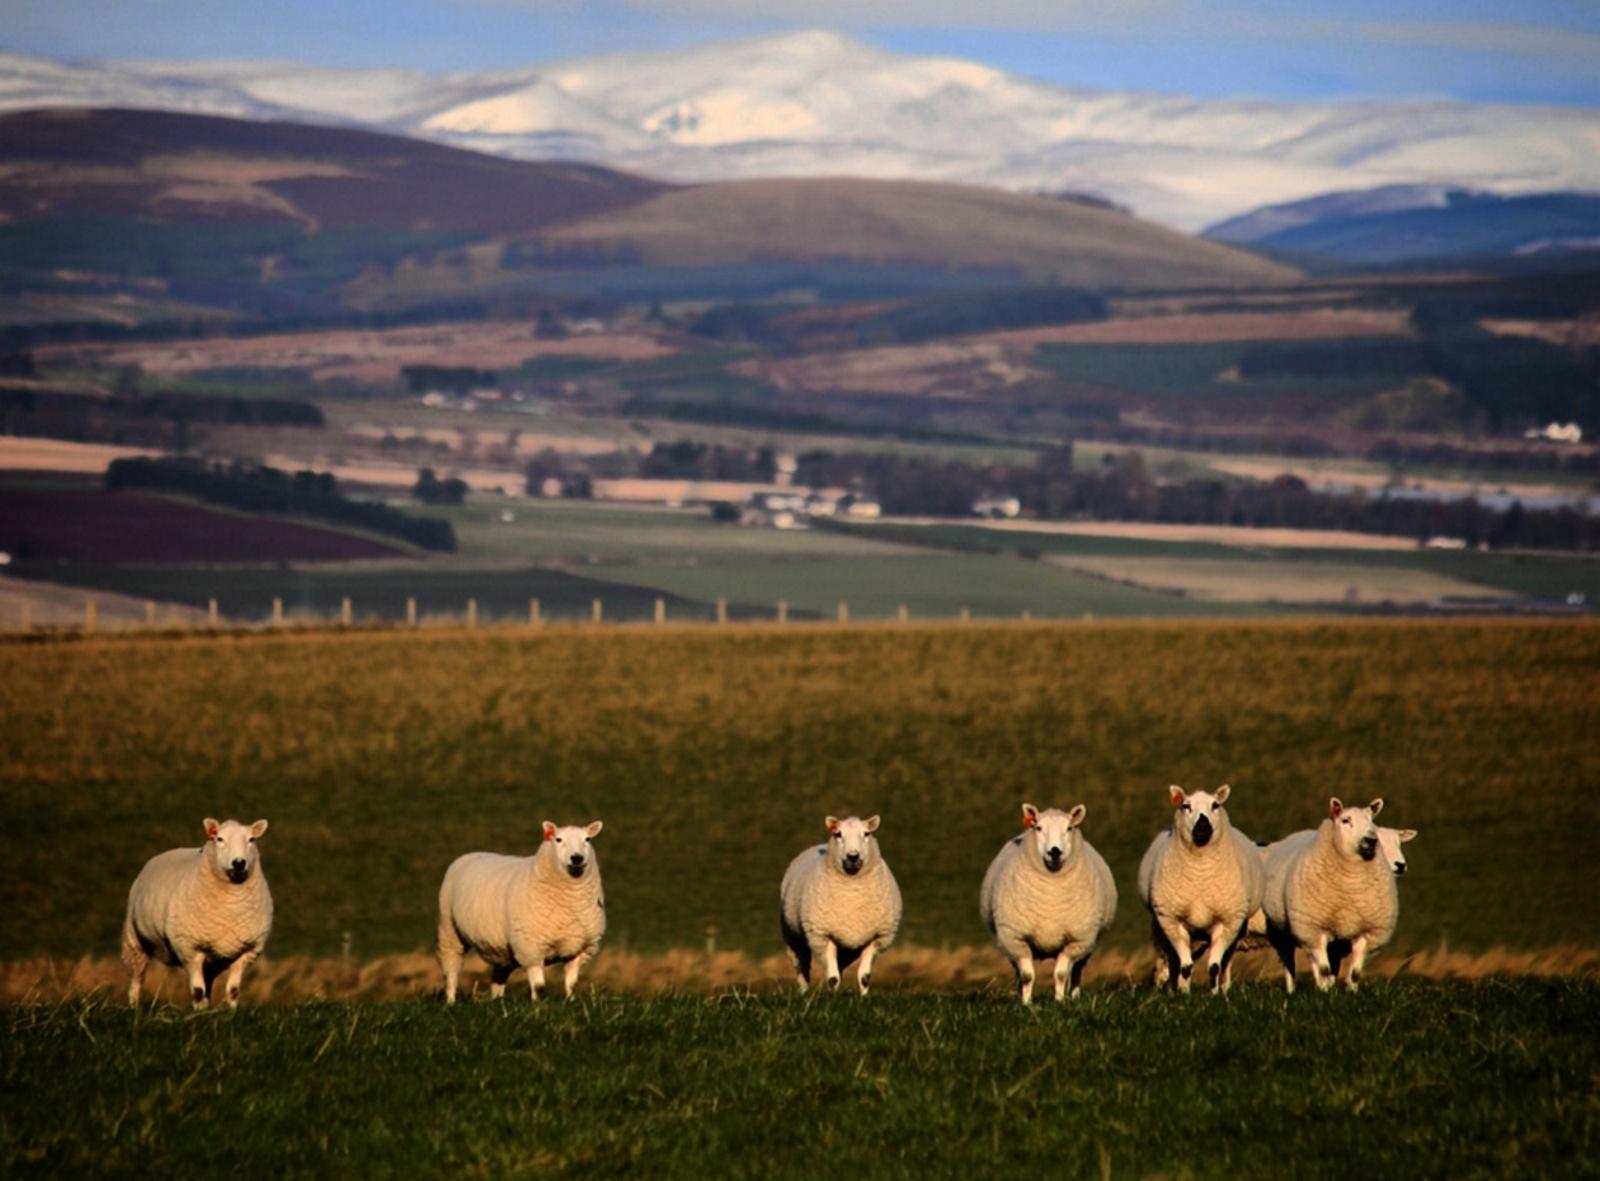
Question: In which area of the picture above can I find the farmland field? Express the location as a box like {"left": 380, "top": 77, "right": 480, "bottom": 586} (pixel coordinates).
{"left": 3, "top": 984, "right": 1596, "bottom": 1178}
{"left": 1, "top": 621, "right": 1596, "bottom": 963}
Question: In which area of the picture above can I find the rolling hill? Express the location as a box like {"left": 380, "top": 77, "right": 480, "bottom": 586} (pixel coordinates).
{"left": 4, "top": 31, "right": 1600, "bottom": 231}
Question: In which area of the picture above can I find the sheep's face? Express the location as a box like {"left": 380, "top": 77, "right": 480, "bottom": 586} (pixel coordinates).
{"left": 543, "top": 820, "right": 604, "bottom": 878}
{"left": 1168, "top": 785, "right": 1233, "bottom": 849}
{"left": 1021, "top": 803, "right": 1087, "bottom": 873}
{"left": 1328, "top": 798, "right": 1383, "bottom": 861}
{"left": 1376, "top": 825, "right": 1416, "bottom": 876}
{"left": 825, "top": 815, "right": 880, "bottom": 876}
{"left": 203, "top": 818, "right": 267, "bottom": 884}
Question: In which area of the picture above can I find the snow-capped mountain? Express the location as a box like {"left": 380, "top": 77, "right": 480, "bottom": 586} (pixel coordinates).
{"left": 4, "top": 30, "right": 1599, "bottom": 232}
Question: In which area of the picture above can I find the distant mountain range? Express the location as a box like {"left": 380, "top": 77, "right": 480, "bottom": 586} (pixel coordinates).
{"left": 3, "top": 30, "right": 1599, "bottom": 232}
{"left": 1204, "top": 186, "right": 1600, "bottom": 267}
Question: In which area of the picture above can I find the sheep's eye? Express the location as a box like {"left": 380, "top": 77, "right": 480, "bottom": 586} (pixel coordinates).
{"left": 556, "top": 837, "right": 564, "bottom": 843}
{"left": 1179, "top": 802, "right": 1190, "bottom": 811}
{"left": 1211, "top": 803, "right": 1220, "bottom": 812}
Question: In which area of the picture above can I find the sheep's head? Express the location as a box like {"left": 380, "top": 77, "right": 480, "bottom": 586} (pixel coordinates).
{"left": 1327, "top": 797, "right": 1383, "bottom": 861}
{"left": 1168, "top": 785, "right": 1232, "bottom": 849}
{"left": 1021, "top": 802, "right": 1087, "bottom": 874}
{"left": 543, "top": 820, "right": 603, "bottom": 878}
{"left": 1376, "top": 825, "right": 1416, "bottom": 876}
{"left": 203, "top": 817, "right": 268, "bottom": 884}
{"left": 825, "top": 815, "right": 880, "bottom": 876}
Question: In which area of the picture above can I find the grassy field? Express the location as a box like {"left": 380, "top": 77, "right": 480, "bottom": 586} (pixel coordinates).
{"left": 4, "top": 984, "right": 1595, "bottom": 1178}
{"left": 585, "top": 554, "right": 1272, "bottom": 619}
{"left": 1, "top": 621, "right": 1596, "bottom": 964}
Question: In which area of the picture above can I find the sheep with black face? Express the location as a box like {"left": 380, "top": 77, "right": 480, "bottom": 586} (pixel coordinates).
{"left": 1262, "top": 797, "right": 1397, "bottom": 993}
{"left": 437, "top": 820, "right": 605, "bottom": 1003}
{"left": 780, "top": 815, "right": 902, "bottom": 994}
{"left": 1137, "top": 785, "right": 1264, "bottom": 993}
{"left": 980, "top": 802, "right": 1117, "bottom": 1003}
{"left": 122, "top": 817, "right": 273, "bottom": 1009}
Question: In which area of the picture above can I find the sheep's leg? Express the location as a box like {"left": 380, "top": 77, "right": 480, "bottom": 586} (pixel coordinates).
{"left": 527, "top": 962, "right": 547, "bottom": 1003}
{"left": 1069, "top": 953, "right": 1090, "bottom": 999}
{"left": 1148, "top": 917, "right": 1175, "bottom": 989}
{"left": 121, "top": 924, "right": 148, "bottom": 1007}
{"left": 1203, "top": 921, "right": 1235, "bottom": 992}
{"left": 820, "top": 939, "right": 842, "bottom": 991}
{"left": 183, "top": 953, "right": 210, "bottom": 1010}
{"left": 1219, "top": 935, "right": 1241, "bottom": 994}
{"left": 1266, "top": 925, "right": 1297, "bottom": 994}
{"left": 222, "top": 949, "right": 259, "bottom": 1008}
{"left": 856, "top": 941, "right": 880, "bottom": 996}
{"left": 1308, "top": 933, "right": 1335, "bottom": 992}
{"left": 1054, "top": 945, "right": 1088, "bottom": 1001}
{"left": 1344, "top": 935, "right": 1370, "bottom": 991}
{"left": 437, "top": 922, "right": 465, "bottom": 1005}
{"left": 1157, "top": 917, "right": 1195, "bottom": 993}
{"left": 488, "top": 962, "right": 513, "bottom": 1000}
{"left": 563, "top": 946, "right": 597, "bottom": 999}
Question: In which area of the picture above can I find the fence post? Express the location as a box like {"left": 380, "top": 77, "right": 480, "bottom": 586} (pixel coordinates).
{"left": 655, "top": 598, "right": 665, "bottom": 625}
{"left": 776, "top": 598, "right": 788, "bottom": 625}
{"left": 529, "top": 598, "right": 541, "bottom": 627}
{"left": 716, "top": 598, "right": 727, "bottom": 625}
{"left": 208, "top": 598, "right": 219, "bottom": 628}
{"left": 592, "top": 598, "right": 603, "bottom": 625}
{"left": 1021, "top": 608, "right": 1032, "bottom": 622}
{"left": 406, "top": 596, "right": 417, "bottom": 627}
{"left": 837, "top": 601, "right": 848, "bottom": 624}
{"left": 897, "top": 603, "right": 908, "bottom": 623}
{"left": 145, "top": 600, "right": 157, "bottom": 628}
{"left": 341, "top": 596, "right": 352, "bottom": 627}
{"left": 960, "top": 606, "right": 970, "bottom": 624}
{"left": 20, "top": 601, "right": 31, "bottom": 632}
{"left": 467, "top": 598, "right": 477, "bottom": 630}
{"left": 272, "top": 596, "right": 284, "bottom": 627}
{"left": 85, "top": 597, "right": 97, "bottom": 634}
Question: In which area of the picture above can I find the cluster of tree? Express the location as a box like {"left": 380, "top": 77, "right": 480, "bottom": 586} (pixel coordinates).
{"left": 639, "top": 440, "right": 778, "bottom": 482}
{"left": 104, "top": 457, "right": 456, "bottom": 551}
{"left": 692, "top": 285, "right": 1107, "bottom": 352}
{"left": 795, "top": 443, "right": 1596, "bottom": 551}
{"left": 411, "top": 468, "right": 469, "bottom": 505}
{"left": 401, "top": 366, "right": 498, "bottom": 394}
{"left": 523, "top": 450, "right": 594, "bottom": 499}
{"left": 1, "top": 384, "right": 321, "bottom": 451}
{"left": 1364, "top": 439, "right": 1600, "bottom": 477}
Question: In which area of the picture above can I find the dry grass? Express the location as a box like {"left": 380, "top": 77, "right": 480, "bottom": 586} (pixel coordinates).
{"left": 901, "top": 517, "right": 1420, "bottom": 550}
{"left": 980, "top": 307, "right": 1412, "bottom": 346}
{"left": 7, "top": 941, "right": 1594, "bottom": 1005}
{"left": 1044, "top": 554, "right": 1506, "bottom": 605}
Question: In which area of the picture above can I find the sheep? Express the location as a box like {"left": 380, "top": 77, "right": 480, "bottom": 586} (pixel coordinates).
{"left": 780, "top": 814, "right": 901, "bottom": 995}
{"left": 979, "top": 802, "right": 1117, "bottom": 1003}
{"left": 1262, "top": 797, "right": 1396, "bottom": 993}
{"left": 436, "top": 819, "right": 605, "bottom": 1003}
{"left": 1377, "top": 825, "right": 1418, "bottom": 877}
{"left": 1137, "top": 785, "right": 1264, "bottom": 993}
{"left": 122, "top": 817, "right": 273, "bottom": 1009}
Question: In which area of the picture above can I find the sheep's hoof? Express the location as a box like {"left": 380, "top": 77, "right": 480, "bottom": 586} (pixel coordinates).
{"left": 1178, "top": 964, "right": 1192, "bottom": 980}
{"left": 858, "top": 974, "right": 871, "bottom": 994}
{"left": 1208, "top": 964, "right": 1221, "bottom": 988}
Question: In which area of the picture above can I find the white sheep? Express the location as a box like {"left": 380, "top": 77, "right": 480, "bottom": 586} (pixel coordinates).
{"left": 1262, "top": 797, "right": 1396, "bottom": 992}
{"left": 1137, "top": 785, "right": 1264, "bottom": 993}
{"left": 122, "top": 817, "right": 273, "bottom": 1009}
{"left": 436, "top": 819, "right": 605, "bottom": 1003}
{"left": 979, "top": 802, "right": 1117, "bottom": 1003}
{"left": 780, "top": 815, "right": 901, "bottom": 994}
{"left": 1376, "top": 825, "right": 1418, "bottom": 877}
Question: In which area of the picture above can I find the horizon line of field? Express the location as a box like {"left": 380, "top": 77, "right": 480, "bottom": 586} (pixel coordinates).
{"left": 9, "top": 942, "right": 1597, "bottom": 1006}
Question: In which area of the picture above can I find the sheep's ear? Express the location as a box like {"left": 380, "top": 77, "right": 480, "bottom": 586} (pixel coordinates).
{"left": 1067, "top": 804, "right": 1087, "bottom": 829}
{"left": 1168, "top": 785, "right": 1186, "bottom": 807}
{"left": 864, "top": 815, "right": 881, "bottom": 833}
{"left": 1369, "top": 798, "right": 1384, "bottom": 817}
{"left": 1021, "top": 803, "right": 1039, "bottom": 828}
{"left": 1398, "top": 828, "right": 1418, "bottom": 843}
{"left": 1329, "top": 797, "right": 1344, "bottom": 818}
{"left": 250, "top": 819, "right": 269, "bottom": 839}
{"left": 542, "top": 821, "right": 557, "bottom": 841}
{"left": 825, "top": 816, "right": 840, "bottom": 834}
{"left": 204, "top": 818, "right": 220, "bottom": 839}
{"left": 1214, "top": 784, "right": 1231, "bottom": 804}
{"left": 585, "top": 820, "right": 603, "bottom": 840}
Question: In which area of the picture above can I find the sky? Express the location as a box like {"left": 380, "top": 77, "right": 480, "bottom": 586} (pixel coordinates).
{"left": 7, "top": 0, "right": 1600, "bottom": 106}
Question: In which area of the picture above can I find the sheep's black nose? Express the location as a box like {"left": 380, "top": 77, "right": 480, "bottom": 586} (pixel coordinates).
{"left": 1393, "top": 863, "right": 1407, "bottom": 876}
{"left": 568, "top": 854, "right": 584, "bottom": 868}
{"left": 231, "top": 859, "right": 247, "bottom": 872}
{"left": 1358, "top": 838, "right": 1378, "bottom": 860}
{"left": 1192, "top": 816, "right": 1213, "bottom": 846}
{"left": 842, "top": 854, "right": 862, "bottom": 873}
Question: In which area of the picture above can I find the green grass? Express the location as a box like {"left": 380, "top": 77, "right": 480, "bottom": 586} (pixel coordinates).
{"left": 1, "top": 622, "right": 1596, "bottom": 961}
{"left": 3, "top": 984, "right": 1595, "bottom": 1178}
{"left": 1032, "top": 341, "right": 1392, "bottom": 397}
{"left": 584, "top": 554, "right": 1273, "bottom": 619}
